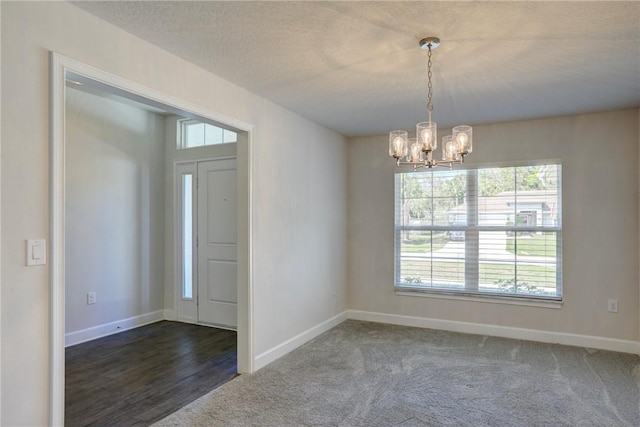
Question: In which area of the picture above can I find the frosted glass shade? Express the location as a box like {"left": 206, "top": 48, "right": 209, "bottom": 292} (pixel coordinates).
{"left": 417, "top": 121, "right": 437, "bottom": 151}
{"left": 452, "top": 125, "right": 473, "bottom": 155}
{"left": 442, "top": 135, "right": 459, "bottom": 161}
{"left": 389, "top": 130, "right": 408, "bottom": 159}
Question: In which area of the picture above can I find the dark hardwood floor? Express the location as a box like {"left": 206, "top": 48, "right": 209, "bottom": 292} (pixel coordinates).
{"left": 65, "top": 321, "right": 237, "bottom": 427}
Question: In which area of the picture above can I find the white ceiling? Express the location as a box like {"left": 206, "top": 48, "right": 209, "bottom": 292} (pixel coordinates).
{"left": 71, "top": 1, "right": 640, "bottom": 137}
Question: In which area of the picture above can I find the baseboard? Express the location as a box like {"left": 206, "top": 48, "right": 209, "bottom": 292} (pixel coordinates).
{"left": 176, "top": 315, "right": 197, "bottom": 324}
{"left": 65, "top": 310, "right": 165, "bottom": 347}
{"left": 163, "top": 309, "right": 176, "bottom": 321}
{"left": 348, "top": 310, "right": 640, "bottom": 355}
{"left": 254, "top": 311, "right": 348, "bottom": 371}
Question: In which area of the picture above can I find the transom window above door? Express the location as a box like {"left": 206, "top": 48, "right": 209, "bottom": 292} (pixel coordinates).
{"left": 178, "top": 119, "right": 237, "bottom": 149}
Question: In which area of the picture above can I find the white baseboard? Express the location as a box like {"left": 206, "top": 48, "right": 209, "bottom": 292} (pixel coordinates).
{"left": 65, "top": 310, "right": 165, "bottom": 347}
{"left": 254, "top": 311, "right": 348, "bottom": 371}
{"left": 176, "top": 315, "right": 197, "bottom": 324}
{"left": 163, "top": 309, "right": 176, "bottom": 321}
{"left": 348, "top": 310, "right": 640, "bottom": 355}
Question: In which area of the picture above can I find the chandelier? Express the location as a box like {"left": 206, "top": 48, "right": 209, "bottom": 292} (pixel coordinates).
{"left": 389, "top": 37, "right": 473, "bottom": 169}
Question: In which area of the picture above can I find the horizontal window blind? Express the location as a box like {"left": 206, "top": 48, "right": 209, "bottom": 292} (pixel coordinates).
{"left": 395, "top": 164, "right": 562, "bottom": 299}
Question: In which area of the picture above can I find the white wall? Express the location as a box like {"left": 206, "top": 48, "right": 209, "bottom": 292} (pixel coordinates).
{"left": 251, "top": 103, "right": 347, "bottom": 356}
{"left": 65, "top": 87, "right": 166, "bottom": 337}
{"left": 1, "top": 2, "right": 347, "bottom": 425}
{"left": 348, "top": 109, "right": 639, "bottom": 342}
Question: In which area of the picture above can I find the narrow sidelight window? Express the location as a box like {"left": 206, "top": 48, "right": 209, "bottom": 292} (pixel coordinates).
{"left": 182, "top": 174, "right": 194, "bottom": 299}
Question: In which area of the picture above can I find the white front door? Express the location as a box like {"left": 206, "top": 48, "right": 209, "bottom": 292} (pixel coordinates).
{"left": 196, "top": 158, "right": 237, "bottom": 328}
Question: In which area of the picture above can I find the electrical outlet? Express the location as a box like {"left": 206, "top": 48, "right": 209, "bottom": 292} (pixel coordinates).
{"left": 607, "top": 299, "right": 618, "bottom": 313}
{"left": 87, "top": 292, "right": 97, "bottom": 305}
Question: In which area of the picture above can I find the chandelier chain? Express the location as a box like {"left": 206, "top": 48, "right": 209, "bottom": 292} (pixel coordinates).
{"left": 426, "top": 45, "right": 433, "bottom": 114}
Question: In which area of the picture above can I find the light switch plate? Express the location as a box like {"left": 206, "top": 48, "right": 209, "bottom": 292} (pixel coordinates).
{"left": 26, "top": 239, "right": 46, "bottom": 266}
{"left": 87, "top": 292, "right": 97, "bottom": 305}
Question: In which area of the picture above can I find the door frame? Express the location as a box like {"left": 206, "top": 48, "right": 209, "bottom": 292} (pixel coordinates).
{"left": 174, "top": 157, "right": 238, "bottom": 328}
{"left": 50, "top": 52, "right": 254, "bottom": 426}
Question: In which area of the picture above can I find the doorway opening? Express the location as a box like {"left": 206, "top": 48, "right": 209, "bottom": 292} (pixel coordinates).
{"left": 51, "top": 53, "right": 253, "bottom": 425}
{"left": 176, "top": 158, "right": 238, "bottom": 328}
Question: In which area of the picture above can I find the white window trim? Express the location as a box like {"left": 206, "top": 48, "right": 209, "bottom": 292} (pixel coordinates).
{"left": 177, "top": 118, "right": 237, "bottom": 149}
{"left": 395, "top": 289, "right": 564, "bottom": 308}
{"left": 394, "top": 160, "right": 563, "bottom": 302}
{"left": 176, "top": 165, "right": 196, "bottom": 301}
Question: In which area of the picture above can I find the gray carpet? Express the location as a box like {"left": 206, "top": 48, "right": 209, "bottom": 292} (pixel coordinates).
{"left": 153, "top": 320, "right": 640, "bottom": 426}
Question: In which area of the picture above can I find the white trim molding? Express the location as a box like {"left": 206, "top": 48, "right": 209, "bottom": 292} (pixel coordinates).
{"left": 65, "top": 311, "right": 165, "bottom": 348}
{"left": 348, "top": 310, "right": 640, "bottom": 355}
{"left": 0, "top": 5, "right": 3, "bottom": 421}
{"left": 50, "top": 51, "right": 67, "bottom": 427}
{"left": 177, "top": 316, "right": 198, "bottom": 324}
{"left": 254, "top": 311, "right": 348, "bottom": 371}
{"left": 395, "top": 290, "right": 563, "bottom": 309}
{"left": 50, "top": 51, "right": 255, "bottom": 427}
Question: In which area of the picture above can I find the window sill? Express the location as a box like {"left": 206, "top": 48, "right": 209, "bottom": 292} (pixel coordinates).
{"left": 395, "top": 287, "right": 563, "bottom": 309}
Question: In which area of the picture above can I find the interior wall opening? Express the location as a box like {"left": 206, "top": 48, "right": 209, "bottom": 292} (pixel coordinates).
{"left": 51, "top": 54, "right": 253, "bottom": 425}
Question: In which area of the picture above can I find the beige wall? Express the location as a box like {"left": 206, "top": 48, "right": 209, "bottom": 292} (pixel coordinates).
{"left": 348, "top": 109, "right": 639, "bottom": 341}
{"left": 65, "top": 87, "right": 166, "bottom": 335}
{"left": 1, "top": 2, "right": 347, "bottom": 425}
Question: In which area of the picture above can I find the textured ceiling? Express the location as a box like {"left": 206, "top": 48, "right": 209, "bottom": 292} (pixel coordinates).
{"left": 71, "top": 1, "right": 640, "bottom": 137}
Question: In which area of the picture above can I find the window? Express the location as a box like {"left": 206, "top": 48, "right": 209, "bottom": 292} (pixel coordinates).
{"left": 181, "top": 174, "right": 194, "bottom": 299}
{"left": 395, "top": 164, "right": 562, "bottom": 300}
{"left": 178, "top": 119, "right": 237, "bottom": 149}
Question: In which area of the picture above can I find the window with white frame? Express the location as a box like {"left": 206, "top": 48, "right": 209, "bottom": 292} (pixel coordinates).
{"left": 181, "top": 173, "right": 194, "bottom": 300}
{"left": 178, "top": 119, "right": 237, "bottom": 149}
{"left": 394, "top": 163, "right": 562, "bottom": 299}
